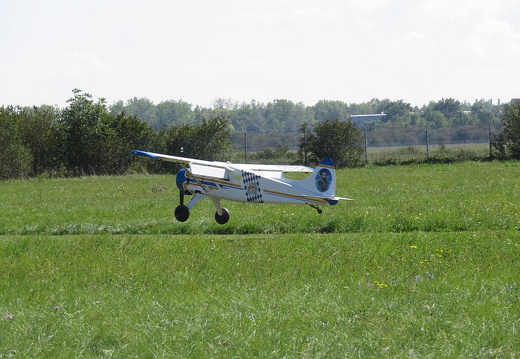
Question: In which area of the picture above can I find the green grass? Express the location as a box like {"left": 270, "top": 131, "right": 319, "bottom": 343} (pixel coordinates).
{"left": 368, "top": 144, "right": 491, "bottom": 165}
{"left": 1, "top": 162, "right": 518, "bottom": 235}
{"left": 1, "top": 161, "right": 519, "bottom": 357}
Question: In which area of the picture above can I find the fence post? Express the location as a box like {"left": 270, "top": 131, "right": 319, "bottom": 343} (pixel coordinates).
{"left": 244, "top": 132, "right": 247, "bottom": 163}
{"left": 488, "top": 123, "right": 492, "bottom": 159}
{"left": 364, "top": 128, "right": 368, "bottom": 164}
{"left": 303, "top": 128, "right": 307, "bottom": 166}
{"left": 425, "top": 125, "right": 429, "bottom": 159}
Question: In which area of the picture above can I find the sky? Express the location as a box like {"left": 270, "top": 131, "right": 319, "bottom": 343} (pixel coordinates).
{"left": 1, "top": 0, "right": 519, "bottom": 108}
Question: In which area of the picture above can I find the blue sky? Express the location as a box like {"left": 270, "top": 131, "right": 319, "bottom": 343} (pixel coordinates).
{"left": 1, "top": 0, "right": 519, "bottom": 108}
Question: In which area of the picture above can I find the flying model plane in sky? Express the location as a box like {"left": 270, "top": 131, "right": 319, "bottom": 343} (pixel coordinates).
{"left": 131, "top": 150, "right": 350, "bottom": 224}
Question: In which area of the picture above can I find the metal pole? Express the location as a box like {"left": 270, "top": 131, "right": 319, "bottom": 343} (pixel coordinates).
{"left": 244, "top": 132, "right": 247, "bottom": 163}
{"left": 303, "top": 128, "right": 307, "bottom": 166}
{"left": 426, "top": 125, "right": 429, "bottom": 159}
{"left": 301, "top": 123, "right": 308, "bottom": 166}
{"left": 488, "top": 123, "right": 492, "bottom": 159}
{"left": 364, "top": 128, "right": 368, "bottom": 164}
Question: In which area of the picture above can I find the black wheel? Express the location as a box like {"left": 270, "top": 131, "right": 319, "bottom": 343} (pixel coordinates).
{"left": 215, "top": 208, "right": 230, "bottom": 225}
{"left": 174, "top": 205, "right": 190, "bottom": 222}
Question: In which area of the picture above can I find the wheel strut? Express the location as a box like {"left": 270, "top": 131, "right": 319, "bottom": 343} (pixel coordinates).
{"left": 308, "top": 204, "right": 323, "bottom": 214}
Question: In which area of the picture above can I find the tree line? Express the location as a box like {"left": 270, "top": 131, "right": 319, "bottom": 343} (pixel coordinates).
{"left": 1, "top": 89, "right": 519, "bottom": 179}
{"left": 0, "top": 89, "right": 232, "bottom": 179}
{"left": 112, "top": 96, "right": 503, "bottom": 133}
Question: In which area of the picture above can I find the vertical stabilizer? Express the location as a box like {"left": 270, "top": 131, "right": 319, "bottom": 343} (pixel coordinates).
{"left": 302, "top": 158, "right": 337, "bottom": 197}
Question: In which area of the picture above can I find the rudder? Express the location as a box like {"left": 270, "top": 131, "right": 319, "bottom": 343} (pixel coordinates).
{"left": 303, "top": 158, "right": 337, "bottom": 197}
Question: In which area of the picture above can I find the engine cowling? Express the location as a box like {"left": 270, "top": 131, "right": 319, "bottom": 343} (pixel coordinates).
{"left": 176, "top": 169, "right": 191, "bottom": 194}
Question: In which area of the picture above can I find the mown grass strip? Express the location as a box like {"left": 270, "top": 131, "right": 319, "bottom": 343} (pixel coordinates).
{"left": 1, "top": 162, "right": 519, "bottom": 235}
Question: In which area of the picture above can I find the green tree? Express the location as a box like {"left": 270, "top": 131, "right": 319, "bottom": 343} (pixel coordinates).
{"left": 0, "top": 106, "right": 32, "bottom": 179}
{"left": 470, "top": 100, "right": 500, "bottom": 125}
{"left": 110, "top": 112, "right": 160, "bottom": 173}
{"left": 423, "top": 109, "right": 449, "bottom": 128}
{"left": 369, "top": 98, "right": 392, "bottom": 114}
{"left": 312, "top": 100, "right": 350, "bottom": 123}
{"left": 433, "top": 98, "right": 469, "bottom": 125}
{"left": 265, "top": 99, "right": 311, "bottom": 133}
{"left": 306, "top": 118, "right": 364, "bottom": 167}
{"left": 164, "top": 117, "right": 231, "bottom": 161}
{"left": 57, "top": 89, "right": 118, "bottom": 175}
{"left": 347, "top": 101, "right": 375, "bottom": 115}
{"left": 17, "top": 105, "right": 60, "bottom": 176}
{"left": 109, "top": 100, "right": 125, "bottom": 117}
{"left": 114, "top": 113, "right": 156, "bottom": 151}
{"left": 114, "top": 97, "right": 158, "bottom": 128}
{"left": 156, "top": 100, "right": 194, "bottom": 128}
{"left": 381, "top": 100, "right": 418, "bottom": 125}
{"left": 228, "top": 100, "right": 266, "bottom": 132}
{"left": 492, "top": 101, "right": 520, "bottom": 159}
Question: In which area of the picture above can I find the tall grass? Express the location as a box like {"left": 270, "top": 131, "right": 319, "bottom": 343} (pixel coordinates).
{"left": 1, "top": 161, "right": 519, "bottom": 357}
{"left": 1, "top": 232, "right": 519, "bottom": 357}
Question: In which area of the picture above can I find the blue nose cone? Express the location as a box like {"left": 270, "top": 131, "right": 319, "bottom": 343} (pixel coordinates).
{"left": 176, "top": 169, "right": 189, "bottom": 193}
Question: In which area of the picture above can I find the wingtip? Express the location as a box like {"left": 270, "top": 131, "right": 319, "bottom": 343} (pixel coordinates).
{"left": 130, "top": 150, "right": 158, "bottom": 159}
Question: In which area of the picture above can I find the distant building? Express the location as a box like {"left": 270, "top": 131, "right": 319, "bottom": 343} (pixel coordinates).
{"left": 511, "top": 98, "right": 520, "bottom": 104}
{"left": 350, "top": 113, "right": 387, "bottom": 126}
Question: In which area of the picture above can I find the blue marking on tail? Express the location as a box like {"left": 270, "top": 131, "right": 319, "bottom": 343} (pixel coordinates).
{"left": 318, "top": 158, "right": 335, "bottom": 167}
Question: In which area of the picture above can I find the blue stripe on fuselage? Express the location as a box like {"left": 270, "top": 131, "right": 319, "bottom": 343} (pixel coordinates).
{"left": 186, "top": 178, "right": 244, "bottom": 191}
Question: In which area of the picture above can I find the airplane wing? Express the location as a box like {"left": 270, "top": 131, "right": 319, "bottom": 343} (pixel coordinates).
{"left": 131, "top": 150, "right": 312, "bottom": 173}
{"left": 131, "top": 150, "right": 235, "bottom": 179}
{"left": 130, "top": 150, "right": 191, "bottom": 163}
{"left": 234, "top": 164, "right": 314, "bottom": 179}
{"left": 131, "top": 150, "right": 313, "bottom": 179}
{"left": 131, "top": 150, "right": 233, "bottom": 170}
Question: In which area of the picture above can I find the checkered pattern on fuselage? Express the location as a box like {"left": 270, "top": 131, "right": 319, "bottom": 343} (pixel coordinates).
{"left": 242, "top": 170, "right": 264, "bottom": 203}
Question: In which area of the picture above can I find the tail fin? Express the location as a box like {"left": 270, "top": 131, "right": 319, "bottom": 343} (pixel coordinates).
{"left": 303, "top": 158, "right": 337, "bottom": 197}
{"left": 299, "top": 158, "right": 352, "bottom": 204}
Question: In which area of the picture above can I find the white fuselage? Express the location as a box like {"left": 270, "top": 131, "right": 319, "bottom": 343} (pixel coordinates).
{"left": 178, "top": 169, "right": 336, "bottom": 206}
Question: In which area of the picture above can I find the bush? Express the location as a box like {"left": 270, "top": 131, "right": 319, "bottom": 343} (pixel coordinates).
{"left": 301, "top": 119, "right": 364, "bottom": 167}
{"left": 0, "top": 106, "right": 32, "bottom": 179}
{"left": 492, "top": 101, "right": 520, "bottom": 159}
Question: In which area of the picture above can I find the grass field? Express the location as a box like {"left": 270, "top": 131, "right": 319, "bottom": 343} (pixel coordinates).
{"left": 1, "top": 161, "right": 519, "bottom": 357}
{"left": 366, "top": 143, "right": 491, "bottom": 165}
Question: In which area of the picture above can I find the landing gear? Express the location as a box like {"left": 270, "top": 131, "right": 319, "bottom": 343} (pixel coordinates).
{"left": 174, "top": 191, "right": 231, "bottom": 224}
{"left": 215, "top": 207, "right": 230, "bottom": 225}
{"left": 309, "top": 204, "right": 323, "bottom": 214}
{"left": 212, "top": 197, "right": 230, "bottom": 225}
{"left": 174, "top": 205, "right": 190, "bottom": 222}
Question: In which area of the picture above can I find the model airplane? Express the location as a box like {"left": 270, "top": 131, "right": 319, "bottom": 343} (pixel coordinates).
{"left": 131, "top": 150, "right": 351, "bottom": 224}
